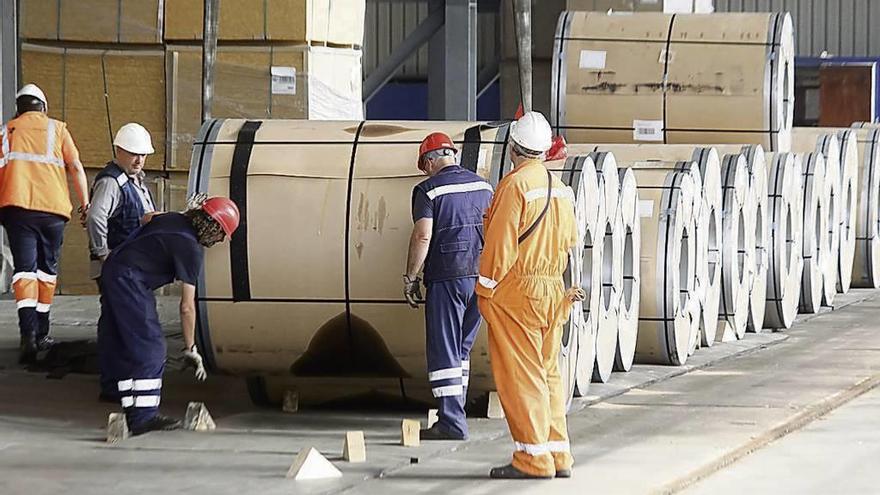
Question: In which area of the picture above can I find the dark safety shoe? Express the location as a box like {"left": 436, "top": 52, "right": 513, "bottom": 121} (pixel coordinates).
{"left": 36, "top": 335, "right": 56, "bottom": 351}
{"left": 420, "top": 425, "right": 467, "bottom": 441}
{"left": 18, "top": 335, "right": 37, "bottom": 364}
{"left": 489, "top": 464, "right": 553, "bottom": 480}
{"left": 130, "top": 415, "right": 182, "bottom": 436}
{"left": 556, "top": 469, "right": 572, "bottom": 478}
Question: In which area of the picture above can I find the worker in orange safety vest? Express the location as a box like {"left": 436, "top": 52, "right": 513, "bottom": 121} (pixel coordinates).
{"left": 0, "top": 84, "right": 90, "bottom": 363}
{"left": 476, "top": 111, "right": 584, "bottom": 479}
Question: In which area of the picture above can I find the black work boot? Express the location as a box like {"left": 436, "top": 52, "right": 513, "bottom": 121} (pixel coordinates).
{"left": 36, "top": 335, "right": 56, "bottom": 351}
{"left": 489, "top": 464, "right": 553, "bottom": 480}
{"left": 420, "top": 424, "right": 467, "bottom": 441}
{"left": 556, "top": 468, "right": 572, "bottom": 478}
{"left": 130, "top": 414, "right": 182, "bottom": 436}
{"left": 18, "top": 333, "right": 37, "bottom": 364}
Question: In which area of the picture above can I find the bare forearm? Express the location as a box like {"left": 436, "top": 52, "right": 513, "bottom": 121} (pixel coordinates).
{"left": 406, "top": 235, "right": 430, "bottom": 278}
{"left": 181, "top": 308, "right": 196, "bottom": 349}
{"left": 69, "top": 160, "right": 90, "bottom": 207}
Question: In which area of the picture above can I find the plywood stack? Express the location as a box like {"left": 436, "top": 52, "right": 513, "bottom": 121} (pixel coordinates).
{"left": 18, "top": 0, "right": 365, "bottom": 293}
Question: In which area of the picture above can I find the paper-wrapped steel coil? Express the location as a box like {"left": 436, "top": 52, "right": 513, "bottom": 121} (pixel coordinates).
{"left": 798, "top": 152, "right": 827, "bottom": 314}
{"left": 589, "top": 152, "right": 623, "bottom": 383}
{"left": 551, "top": 11, "right": 795, "bottom": 151}
{"left": 763, "top": 152, "right": 804, "bottom": 329}
{"left": 630, "top": 167, "right": 698, "bottom": 365}
{"left": 188, "top": 119, "right": 588, "bottom": 402}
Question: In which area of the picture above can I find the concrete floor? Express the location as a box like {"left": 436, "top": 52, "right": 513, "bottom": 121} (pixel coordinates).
{"left": 0, "top": 291, "right": 879, "bottom": 494}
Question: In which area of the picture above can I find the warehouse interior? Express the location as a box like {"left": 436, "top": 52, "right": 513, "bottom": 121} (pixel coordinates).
{"left": 2, "top": 0, "right": 880, "bottom": 493}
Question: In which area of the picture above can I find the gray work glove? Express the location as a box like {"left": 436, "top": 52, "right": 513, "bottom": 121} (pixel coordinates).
{"left": 403, "top": 275, "right": 423, "bottom": 309}
{"left": 182, "top": 344, "right": 208, "bottom": 381}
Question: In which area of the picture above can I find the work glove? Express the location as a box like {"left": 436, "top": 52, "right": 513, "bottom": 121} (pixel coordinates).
{"left": 182, "top": 344, "right": 208, "bottom": 381}
{"left": 403, "top": 275, "right": 423, "bottom": 309}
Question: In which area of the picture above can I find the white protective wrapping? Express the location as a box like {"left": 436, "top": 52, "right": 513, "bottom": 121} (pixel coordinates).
{"left": 834, "top": 130, "right": 859, "bottom": 294}
{"left": 742, "top": 145, "right": 769, "bottom": 333}
{"left": 763, "top": 153, "right": 804, "bottom": 329}
{"left": 718, "top": 153, "right": 752, "bottom": 340}
{"left": 798, "top": 152, "right": 827, "bottom": 314}
{"left": 614, "top": 167, "right": 641, "bottom": 372}
{"left": 852, "top": 129, "right": 880, "bottom": 288}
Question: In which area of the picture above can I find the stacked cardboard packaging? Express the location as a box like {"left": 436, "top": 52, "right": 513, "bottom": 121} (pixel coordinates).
{"left": 20, "top": 0, "right": 366, "bottom": 293}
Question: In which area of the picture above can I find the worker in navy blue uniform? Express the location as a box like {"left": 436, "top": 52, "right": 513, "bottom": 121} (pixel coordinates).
{"left": 97, "top": 196, "right": 239, "bottom": 435}
{"left": 87, "top": 123, "right": 158, "bottom": 402}
{"left": 404, "top": 132, "right": 493, "bottom": 441}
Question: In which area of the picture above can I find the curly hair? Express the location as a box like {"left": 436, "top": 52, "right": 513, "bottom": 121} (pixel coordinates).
{"left": 183, "top": 209, "right": 224, "bottom": 247}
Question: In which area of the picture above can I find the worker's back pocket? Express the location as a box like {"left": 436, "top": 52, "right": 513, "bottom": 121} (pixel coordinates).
{"left": 440, "top": 241, "right": 469, "bottom": 253}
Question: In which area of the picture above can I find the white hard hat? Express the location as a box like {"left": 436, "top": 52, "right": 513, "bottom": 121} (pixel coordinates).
{"left": 509, "top": 111, "right": 553, "bottom": 154}
{"left": 16, "top": 83, "right": 47, "bottom": 109}
{"left": 113, "top": 123, "right": 155, "bottom": 155}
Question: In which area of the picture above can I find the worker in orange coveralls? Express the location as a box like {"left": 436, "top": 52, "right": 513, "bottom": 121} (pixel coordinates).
{"left": 476, "top": 111, "right": 583, "bottom": 480}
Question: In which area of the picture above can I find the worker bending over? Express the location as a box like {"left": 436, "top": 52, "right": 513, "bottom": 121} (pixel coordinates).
{"left": 477, "top": 111, "right": 583, "bottom": 479}
{"left": 405, "top": 132, "right": 493, "bottom": 441}
{"left": 0, "top": 84, "right": 90, "bottom": 363}
{"left": 98, "top": 196, "right": 239, "bottom": 435}
{"left": 87, "top": 123, "right": 157, "bottom": 402}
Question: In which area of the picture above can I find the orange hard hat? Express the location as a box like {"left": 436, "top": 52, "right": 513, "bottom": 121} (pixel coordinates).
{"left": 202, "top": 197, "right": 240, "bottom": 238}
{"left": 419, "top": 132, "right": 456, "bottom": 160}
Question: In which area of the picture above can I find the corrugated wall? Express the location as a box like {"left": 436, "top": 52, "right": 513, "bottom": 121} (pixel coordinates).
{"left": 363, "top": 0, "right": 498, "bottom": 80}
{"left": 715, "top": 0, "right": 880, "bottom": 57}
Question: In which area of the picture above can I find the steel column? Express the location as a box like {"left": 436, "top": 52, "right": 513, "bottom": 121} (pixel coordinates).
{"left": 201, "top": 0, "right": 219, "bottom": 123}
{"left": 1, "top": 0, "right": 18, "bottom": 122}
{"left": 428, "top": 0, "right": 477, "bottom": 120}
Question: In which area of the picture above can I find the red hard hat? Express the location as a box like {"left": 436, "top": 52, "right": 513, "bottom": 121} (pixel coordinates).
{"left": 201, "top": 197, "right": 240, "bottom": 238}
{"left": 419, "top": 132, "right": 456, "bottom": 160}
{"left": 546, "top": 135, "right": 568, "bottom": 162}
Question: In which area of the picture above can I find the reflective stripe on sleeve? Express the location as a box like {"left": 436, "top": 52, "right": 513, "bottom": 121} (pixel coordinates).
{"left": 478, "top": 276, "right": 498, "bottom": 289}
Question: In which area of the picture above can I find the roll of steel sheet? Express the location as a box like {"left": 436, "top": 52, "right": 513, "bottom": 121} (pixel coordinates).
{"left": 741, "top": 145, "right": 770, "bottom": 333}
{"left": 630, "top": 167, "right": 698, "bottom": 366}
{"left": 792, "top": 132, "right": 842, "bottom": 306}
{"left": 546, "top": 156, "right": 603, "bottom": 397}
{"left": 763, "top": 152, "right": 804, "bottom": 330}
{"left": 851, "top": 129, "right": 880, "bottom": 288}
{"left": 589, "top": 152, "right": 622, "bottom": 383}
{"left": 614, "top": 168, "right": 641, "bottom": 372}
{"left": 718, "top": 153, "right": 752, "bottom": 340}
{"left": 574, "top": 144, "right": 722, "bottom": 347}
{"left": 798, "top": 152, "right": 827, "bottom": 314}
{"left": 189, "top": 119, "right": 590, "bottom": 402}
{"left": 551, "top": 12, "right": 795, "bottom": 151}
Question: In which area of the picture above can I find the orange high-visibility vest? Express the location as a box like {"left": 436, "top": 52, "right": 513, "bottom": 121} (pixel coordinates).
{"left": 0, "top": 112, "right": 80, "bottom": 220}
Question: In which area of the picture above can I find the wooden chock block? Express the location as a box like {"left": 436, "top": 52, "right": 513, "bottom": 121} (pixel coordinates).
{"left": 282, "top": 390, "right": 299, "bottom": 413}
{"left": 401, "top": 419, "right": 420, "bottom": 447}
{"left": 487, "top": 391, "right": 505, "bottom": 419}
{"left": 183, "top": 402, "right": 216, "bottom": 431}
{"left": 286, "top": 447, "right": 342, "bottom": 480}
{"left": 343, "top": 431, "right": 366, "bottom": 463}
{"left": 106, "top": 412, "right": 129, "bottom": 443}
{"left": 426, "top": 409, "right": 438, "bottom": 429}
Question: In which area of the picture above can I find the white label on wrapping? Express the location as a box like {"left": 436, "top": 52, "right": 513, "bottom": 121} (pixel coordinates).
{"left": 633, "top": 120, "right": 664, "bottom": 141}
{"left": 271, "top": 66, "right": 297, "bottom": 95}
{"left": 659, "top": 49, "right": 675, "bottom": 64}
{"left": 579, "top": 50, "right": 607, "bottom": 70}
{"left": 638, "top": 200, "right": 655, "bottom": 218}
{"left": 640, "top": 0, "right": 660, "bottom": 4}
{"left": 663, "top": 0, "right": 696, "bottom": 13}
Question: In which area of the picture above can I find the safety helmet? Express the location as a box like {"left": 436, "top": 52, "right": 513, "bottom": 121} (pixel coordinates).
{"left": 509, "top": 111, "right": 553, "bottom": 154}
{"left": 16, "top": 83, "right": 48, "bottom": 110}
{"left": 202, "top": 197, "right": 240, "bottom": 239}
{"left": 113, "top": 123, "right": 155, "bottom": 155}
{"left": 418, "top": 132, "right": 457, "bottom": 166}
{"left": 546, "top": 135, "right": 568, "bottom": 162}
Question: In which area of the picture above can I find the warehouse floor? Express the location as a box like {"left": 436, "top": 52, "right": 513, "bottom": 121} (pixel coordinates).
{"left": 0, "top": 291, "right": 878, "bottom": 495}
